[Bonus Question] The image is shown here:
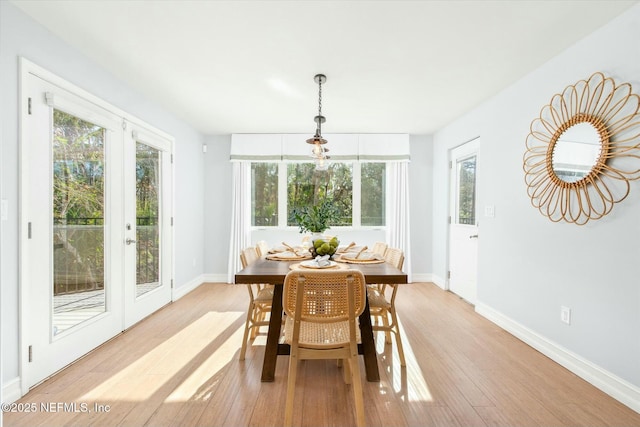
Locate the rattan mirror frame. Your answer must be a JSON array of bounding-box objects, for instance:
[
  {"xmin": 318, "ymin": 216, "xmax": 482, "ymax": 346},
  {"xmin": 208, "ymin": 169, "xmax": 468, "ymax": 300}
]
[{"xmin": 523, "ymin": 72, "xmax": 640, "ymax": 225}]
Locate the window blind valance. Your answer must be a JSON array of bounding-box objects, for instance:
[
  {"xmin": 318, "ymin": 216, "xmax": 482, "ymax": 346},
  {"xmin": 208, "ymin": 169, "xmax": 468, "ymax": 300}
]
[
  {"xmin": 358, "ymin": 134, "xmax": 410, "ymax": 162},
  {"xmin": 230, "ymin": 133, "xmax": 410, "ymax": 162},
  {"xmin": 229, "ymin": 134, "xmax": 283, "ymax": 161}
]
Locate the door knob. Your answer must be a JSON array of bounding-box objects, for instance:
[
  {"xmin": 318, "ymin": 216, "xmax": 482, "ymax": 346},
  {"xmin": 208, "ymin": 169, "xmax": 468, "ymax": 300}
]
[{"xmin": 126, "ymin": 238, "xmax": 137, "ymax": 245}]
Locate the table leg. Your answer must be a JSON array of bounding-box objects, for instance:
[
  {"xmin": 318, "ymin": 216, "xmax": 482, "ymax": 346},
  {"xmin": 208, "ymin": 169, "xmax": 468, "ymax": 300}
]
[
  {"xmin": 261, "ymin": 284, "xmax": 283, "ymax": 382},
  {"xmin": 359, "ymin": 295, "xmax": 380, "ymax": 382}
]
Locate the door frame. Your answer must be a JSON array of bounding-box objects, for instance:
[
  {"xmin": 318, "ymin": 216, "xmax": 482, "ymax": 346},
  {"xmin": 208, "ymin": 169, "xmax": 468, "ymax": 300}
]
[
  {"xmin": 446, "ymin": 136, "xmax": 480, "ymax": 300},
  {"xmin": 18, "ymin": 57, "xmax": 175, "ymax": 394}
]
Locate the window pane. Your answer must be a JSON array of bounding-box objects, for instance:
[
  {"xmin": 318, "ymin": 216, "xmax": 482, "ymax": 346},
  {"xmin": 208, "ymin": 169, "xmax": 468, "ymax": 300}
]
[
  {"xmin": 457, "ymin": 155, "xmax": 476, "ymax": 225},
  {"xmin": 52, "ymin": 109, "xmax": 106, "ymax": 335},
  {"xmin": 361, "ymin": 163, "xmax": 385, "ymax": 226},
  {"xmin": 251, "ymin": 163, "xmax": 278, "ymax": 226},
  {"xmin": 287, "ymin": 163, "xmax": 353, "ymax": 226}
]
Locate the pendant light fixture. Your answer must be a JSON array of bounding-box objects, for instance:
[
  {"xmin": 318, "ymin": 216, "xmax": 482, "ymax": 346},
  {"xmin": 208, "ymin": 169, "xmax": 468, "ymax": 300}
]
[{"xmin": 306, "ymin": 74, "xmax": 330, "ymax": 171}]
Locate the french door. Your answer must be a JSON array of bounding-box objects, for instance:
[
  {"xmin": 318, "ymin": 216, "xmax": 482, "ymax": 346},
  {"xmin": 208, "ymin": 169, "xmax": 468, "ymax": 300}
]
[
  {"xmin": 448, "ymin": 138, "xmax": 479, "ymax": 304},
  {"xmin": 21, "ymin": 64, "xmax": 172, "ymax": 389},
  {"xmin": 123, "ymin": 125, "xmax": 173, "ymax": 327}
]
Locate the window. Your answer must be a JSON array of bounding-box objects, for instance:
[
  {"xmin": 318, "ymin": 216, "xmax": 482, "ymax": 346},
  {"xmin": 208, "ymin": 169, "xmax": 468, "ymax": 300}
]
[
  {"xmin": 251, "ymin": 163, "xmax": 278, "ymax": 226},
  {"xmin": 287, "ymin": 163, "xmax": 353, "ymax": 226},
  {"xmin": 361, "ymin": 163, "xmax": 385, "ymax": 226},
  {"xmin": 251, "ymin": 161, "xmax": 385, "ymax": 228}
]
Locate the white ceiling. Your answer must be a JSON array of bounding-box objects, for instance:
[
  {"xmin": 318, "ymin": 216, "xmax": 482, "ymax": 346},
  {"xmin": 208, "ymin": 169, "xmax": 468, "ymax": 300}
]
[{"xmin": 12, "ymin": 0, "xmax": 638, "ymax": 135}]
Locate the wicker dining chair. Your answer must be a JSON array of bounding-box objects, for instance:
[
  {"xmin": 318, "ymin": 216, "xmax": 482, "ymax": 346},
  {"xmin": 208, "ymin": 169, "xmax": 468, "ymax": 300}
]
[
  {"xmin": 368, "ymin": 247, "xmax": 406, "ymax": 366},
  {"xmin": 239, "ymin": 246, "xmax": 274, "ymax": 361},
  {"xmin": 255, "ymin": 240, "xmax": 270, "ymax": 258},
  {"xmin": 282, "ymin": 270, "xmax": 366, "ymax": 427},
  {"xmin": 371, "ymin": 241, "xmax": 388, "ymax": 257}
]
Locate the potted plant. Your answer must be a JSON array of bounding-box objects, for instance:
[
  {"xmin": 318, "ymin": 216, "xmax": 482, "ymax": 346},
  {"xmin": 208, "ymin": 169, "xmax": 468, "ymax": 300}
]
[{"xmin": 291, "ymin": 198, "xmax": 339, "ymax": 235}]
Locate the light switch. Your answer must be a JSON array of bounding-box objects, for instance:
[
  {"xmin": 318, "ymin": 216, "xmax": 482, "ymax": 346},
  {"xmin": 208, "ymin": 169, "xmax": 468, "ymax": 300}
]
[{"xmin": 484, "ymin": 205, "xmax": 495, "ymax": 218}]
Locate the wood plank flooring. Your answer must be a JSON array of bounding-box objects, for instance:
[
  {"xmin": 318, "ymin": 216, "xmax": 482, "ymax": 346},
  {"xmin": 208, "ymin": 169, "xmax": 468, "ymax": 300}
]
[{"xmin": 4, "ymin": 282, "xmax": 640, "ymax": 426}]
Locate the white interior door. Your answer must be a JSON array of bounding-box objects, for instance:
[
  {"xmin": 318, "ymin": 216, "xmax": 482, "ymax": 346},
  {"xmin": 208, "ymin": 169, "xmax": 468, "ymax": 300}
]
[
  {"xmin": 21, "ymin": 65, "xmax": 173, "ymax": 390},
  {"xmin": 22, "ymin": 74, "xmax": 125, "ymax": 387},
  {"xmin": 123, "ymin": 125, "xmax": 173, "ymax": 327},
  {"xmin": 448, "ymin": 138, "xmax": 479, "ymax": 304}
]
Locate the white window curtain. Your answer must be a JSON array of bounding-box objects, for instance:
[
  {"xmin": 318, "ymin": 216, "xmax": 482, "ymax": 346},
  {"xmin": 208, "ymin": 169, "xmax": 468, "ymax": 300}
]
[
  {"xmin": 227, "ymin": 162, "xmax": 251, "ymax": 283},
  {"xmin": 386, "ymin": 161, "xmax": 412, "ymax": 282}
]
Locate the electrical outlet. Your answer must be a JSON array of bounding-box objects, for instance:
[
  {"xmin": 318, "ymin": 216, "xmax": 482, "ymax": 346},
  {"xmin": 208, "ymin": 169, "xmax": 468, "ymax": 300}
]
[{"xmin": 560, "ymin": 306, "xmax": 571, "ymax": 325}]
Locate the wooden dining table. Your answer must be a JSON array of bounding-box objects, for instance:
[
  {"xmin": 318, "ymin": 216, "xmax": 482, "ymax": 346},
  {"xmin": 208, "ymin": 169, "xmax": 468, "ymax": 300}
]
[{"xmin": 234, "ymin": 257, "xmax": 408, "ymax": 382}]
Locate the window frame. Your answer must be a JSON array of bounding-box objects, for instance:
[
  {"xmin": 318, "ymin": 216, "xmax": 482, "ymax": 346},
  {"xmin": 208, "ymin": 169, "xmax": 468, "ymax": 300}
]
[{"xmin": 251, "ymin": 160, "xmax": 385, "ymax": 230}]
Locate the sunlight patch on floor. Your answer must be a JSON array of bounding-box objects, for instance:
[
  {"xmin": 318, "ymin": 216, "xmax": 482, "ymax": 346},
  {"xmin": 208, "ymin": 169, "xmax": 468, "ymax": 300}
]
[
  {"xmin": 165, "ymin": 322, "xmax": 245, "ymax": 402},
  {"xmin": 396, "ymin": 319, "xmax": 433, "ymax": 403},
  {"xmin": 80, "ymin": 311, "xmax": 244, "ymax": 401},
  {"xmin": 375, "ymin": 317, "xmax": 433, "ymax": 403}
]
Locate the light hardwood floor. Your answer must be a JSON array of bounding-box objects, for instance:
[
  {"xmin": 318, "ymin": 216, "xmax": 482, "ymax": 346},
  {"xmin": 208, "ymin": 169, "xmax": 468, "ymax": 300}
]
[{"xmin": 4, "ymin": 282, "xmax": 640, "ymax": 427}]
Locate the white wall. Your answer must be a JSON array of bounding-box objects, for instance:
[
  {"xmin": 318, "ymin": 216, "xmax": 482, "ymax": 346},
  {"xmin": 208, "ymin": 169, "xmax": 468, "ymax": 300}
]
[
  {"xmin": 203, "ymin": 135, "xmax": 233, "ymax": 279},
  {"xmin": 0, "ymin": 2, "xmax": 205, "ymax": 392},
  {"xmin": 433, "ymin": 2, "xmax": 640, "ymax": 407},
  {"xmin": 409, "ymin": 135, "xmax": 433, "ymax": 281}
]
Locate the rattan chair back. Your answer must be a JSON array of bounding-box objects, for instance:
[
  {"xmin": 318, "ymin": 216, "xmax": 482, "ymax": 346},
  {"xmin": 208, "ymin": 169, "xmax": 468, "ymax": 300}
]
[
  {"xmin": 384, "ymin": 247, "xmax": 404, "ymax": 270},
  {"xmin": 240, "ymin": 247, "xmax": 259, "ymax": 268},
  {"xmin": 283, "ymin": 270, "xmax": 366, "ymax": 324},
  {"xmin": 372, "ymin": 241, "xmax": 388, "ymax": 257}
]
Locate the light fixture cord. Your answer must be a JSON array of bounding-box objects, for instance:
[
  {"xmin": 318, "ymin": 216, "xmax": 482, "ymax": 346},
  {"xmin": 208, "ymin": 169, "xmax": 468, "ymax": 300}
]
[{"xmin": 317, "ymin": 78, "xmax": 323, "ymax": 136}]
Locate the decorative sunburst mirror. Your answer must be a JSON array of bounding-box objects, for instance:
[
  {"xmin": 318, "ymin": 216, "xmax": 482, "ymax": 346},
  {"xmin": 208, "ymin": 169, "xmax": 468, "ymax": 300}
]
[{"xmin": 523, "ymin": 72, "xmax": 640, "ymax": 224}]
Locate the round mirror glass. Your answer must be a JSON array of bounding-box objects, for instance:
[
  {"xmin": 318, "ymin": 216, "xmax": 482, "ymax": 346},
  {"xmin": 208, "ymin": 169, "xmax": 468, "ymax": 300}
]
[{"xmin": 552, "ymin": 122, "xmax": 602, "ymax": 183}]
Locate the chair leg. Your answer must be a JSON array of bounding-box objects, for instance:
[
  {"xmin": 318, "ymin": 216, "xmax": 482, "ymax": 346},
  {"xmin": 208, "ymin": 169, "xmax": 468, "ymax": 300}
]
[
  {"xmin": 240, "ymin": 305, "xmax": 253, "ymax": 361},
  {"xmin": 250, "ymin": 310, "xmax": 259, "ymax": 339},
  {"xmin": 389, "ymin": 308, "xmax": 406, "ymax": 366},
  {"xmin": 342, "ymin": 358, "xmax": 351, "ymax": 384},
  {"xmin": 348, "ymin": 355, "xmax": 366, "ymax": 427},
  {"xmin": 284, "ymin": 353, "xmax": 299, "ymax": 427},
  {"xmin": 382, "ymin": 310, "xmax": 392, "ymax": 344}
]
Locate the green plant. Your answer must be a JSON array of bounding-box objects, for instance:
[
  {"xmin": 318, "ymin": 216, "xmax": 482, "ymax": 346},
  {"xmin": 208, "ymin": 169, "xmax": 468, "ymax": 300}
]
[{"xmin": 291, "ymin": 199, "xmax": 339, "ymax": 234}]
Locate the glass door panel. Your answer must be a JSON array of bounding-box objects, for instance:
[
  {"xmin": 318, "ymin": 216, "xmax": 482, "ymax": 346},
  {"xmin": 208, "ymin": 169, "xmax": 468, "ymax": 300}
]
[
  {"xmin": 456, "ymin": 155, "xmax": 477, "ymax": 225},
  {"xmin": 52, "ymin": 109, "xmax": 107, "ymax": 335},
  {"xmin": 135, "ymin": 142, "xmax": 161, "ymax": 297}
]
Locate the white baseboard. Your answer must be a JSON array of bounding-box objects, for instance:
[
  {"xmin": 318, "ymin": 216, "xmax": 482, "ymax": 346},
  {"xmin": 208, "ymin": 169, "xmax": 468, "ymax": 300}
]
[
  {"xmin": 2, "ymin": 377, "xmax": 21, "ymax": 404},
  {"xmin": 172, "ymin": 274, "xmax": 229, "ymax": 301},
  {"xmin": 410, "ymin": 273, "xmax": 433, "ymax": 283},
  {"xmin": 407, "ymin": 274, "xmax": 447, "ymax": 289},
  {"xmin": 429, "ymin": 274, "xmax": 447, "ymax": 290},
  {"xmin": 475, "ymin": 302, "xmax": 640, "ymax": 414},
  {"xmin": 172, "ymin": 274, "xmax": 205, "ymax": 301},
  {"xmin": 201, "ymin": 273, "xmax": 229, "ymax": 284}
]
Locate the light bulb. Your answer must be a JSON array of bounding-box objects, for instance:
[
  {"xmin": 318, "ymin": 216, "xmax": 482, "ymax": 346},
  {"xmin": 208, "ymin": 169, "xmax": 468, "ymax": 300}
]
[{"xmin": 315, "ymin": 156, "xmax": 328, "ymax": 171}]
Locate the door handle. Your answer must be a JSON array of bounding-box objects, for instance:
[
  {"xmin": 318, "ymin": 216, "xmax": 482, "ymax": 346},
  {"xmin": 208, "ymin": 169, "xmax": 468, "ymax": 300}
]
[
  {"xmin": 469, "ymin": 234, "xmax": 478, "ymax": 239},
  {"xmin": 126, "ymin": 237, "xmax": 137, "ymax": 245}
]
